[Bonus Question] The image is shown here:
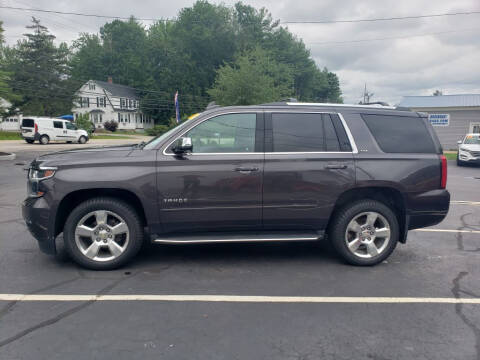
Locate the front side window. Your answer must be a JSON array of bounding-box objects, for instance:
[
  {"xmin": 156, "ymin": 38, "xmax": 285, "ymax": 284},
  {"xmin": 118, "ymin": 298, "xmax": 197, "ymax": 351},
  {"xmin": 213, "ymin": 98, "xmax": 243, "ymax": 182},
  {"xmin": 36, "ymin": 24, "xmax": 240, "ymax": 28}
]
[
  {"xmin": 66, "ymin": 122, "xmax": 76, "ymax": 130},
  {"xmin": 185, "ymin": 113, "xmax": 257, "ymax": 153}
]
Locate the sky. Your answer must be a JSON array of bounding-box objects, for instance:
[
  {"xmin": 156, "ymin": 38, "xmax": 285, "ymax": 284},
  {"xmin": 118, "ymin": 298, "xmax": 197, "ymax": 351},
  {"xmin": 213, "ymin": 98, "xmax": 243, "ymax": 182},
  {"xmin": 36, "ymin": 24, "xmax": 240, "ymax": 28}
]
[{"xmin": 1, "ymin": 0, "xmax": 479, "ymax": 105}]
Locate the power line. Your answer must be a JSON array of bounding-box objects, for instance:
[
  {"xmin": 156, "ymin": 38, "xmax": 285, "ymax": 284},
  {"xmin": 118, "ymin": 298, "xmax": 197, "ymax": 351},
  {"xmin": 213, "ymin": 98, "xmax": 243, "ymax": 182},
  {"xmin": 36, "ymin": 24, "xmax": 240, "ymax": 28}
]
[
  {"xmin": 1, "ymin": 5, "xmax": 480, "ymax": 24},
  {"xmin": 282, "ymin": 10, "xmax": 480, "ymax": 24}
]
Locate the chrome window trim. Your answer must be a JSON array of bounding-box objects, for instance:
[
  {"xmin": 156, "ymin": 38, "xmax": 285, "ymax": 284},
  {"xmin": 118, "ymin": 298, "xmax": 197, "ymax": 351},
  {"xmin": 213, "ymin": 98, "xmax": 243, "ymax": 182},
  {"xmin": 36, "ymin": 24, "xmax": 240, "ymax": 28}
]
[{"xmin": 161, "ymin": 110, "xmax": 358, "ymax": 156}]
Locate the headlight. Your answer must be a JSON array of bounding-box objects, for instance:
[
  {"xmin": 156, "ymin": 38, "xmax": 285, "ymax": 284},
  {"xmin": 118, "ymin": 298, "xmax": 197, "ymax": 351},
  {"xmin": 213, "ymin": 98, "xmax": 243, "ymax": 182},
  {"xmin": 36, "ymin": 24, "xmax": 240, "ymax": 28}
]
[
  {"xmin": 29, "ymin": 167, "xmax": 57, "ymax": 181},
  {"xmin": 459, "ymin": 147, "xmax": 470, "ymax": 153}
]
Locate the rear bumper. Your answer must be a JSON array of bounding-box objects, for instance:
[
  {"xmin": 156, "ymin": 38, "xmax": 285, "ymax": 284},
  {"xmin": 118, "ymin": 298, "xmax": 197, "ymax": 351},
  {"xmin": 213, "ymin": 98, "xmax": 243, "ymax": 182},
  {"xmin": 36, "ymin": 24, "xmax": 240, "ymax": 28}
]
[
  {"xmin": 21, "ymin": 132, "xmax": 40, "ymax": 141},
  {"xmin": 22, "ymin": 197, "xmax": 56, "ymax": 254},
  {"xmin": 406, "ymin": 189, "xmax": 450, "ymax": 230}
]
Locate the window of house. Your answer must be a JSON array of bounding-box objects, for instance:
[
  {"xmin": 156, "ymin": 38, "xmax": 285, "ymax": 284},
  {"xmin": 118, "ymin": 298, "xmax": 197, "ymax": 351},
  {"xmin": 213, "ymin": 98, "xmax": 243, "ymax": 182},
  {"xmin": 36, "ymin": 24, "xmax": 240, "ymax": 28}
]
[
  {"xmin": 185, "ymin": 113, "xmax": 257, "ymax": 153},
  {"xmin": 121, "ymin": 99, "xmax": 125, "ymax": 108},
  {"xmin": 118, "ymin": 113, "xmax": 121, "ymax": 122},
  {"xmin": 100, "ymin": 114, "xmax": 103, "ymax": 122},
  {"xmin": 88, "ymin": 83, "xmax": 96, "ymax": 90}
]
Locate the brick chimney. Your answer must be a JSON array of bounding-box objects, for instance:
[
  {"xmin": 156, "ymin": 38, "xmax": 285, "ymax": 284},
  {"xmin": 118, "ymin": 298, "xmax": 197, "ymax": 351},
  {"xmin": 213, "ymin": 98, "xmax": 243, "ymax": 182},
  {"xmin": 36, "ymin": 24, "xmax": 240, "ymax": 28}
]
[{"xmin": 107, "ymin": 76, "xmax": 113, "ymax": 84}]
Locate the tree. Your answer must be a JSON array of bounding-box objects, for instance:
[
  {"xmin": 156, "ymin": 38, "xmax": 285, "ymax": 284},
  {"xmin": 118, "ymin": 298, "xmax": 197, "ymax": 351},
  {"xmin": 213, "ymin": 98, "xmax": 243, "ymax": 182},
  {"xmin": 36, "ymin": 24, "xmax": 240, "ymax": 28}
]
[
  {"xmin": 75, "ymin": 113, "xmax": 94, "ymax": 134},
  {"xmin": 0, "ymin": 21, "xmax": 21, "ymax": 115},
  {"xmin": 7, "ymin": 18, "xmax": 73, "ymax": 116},
  {"xmin": 208, "ymin": 47, "xmax": 294, "ymax": 105}
]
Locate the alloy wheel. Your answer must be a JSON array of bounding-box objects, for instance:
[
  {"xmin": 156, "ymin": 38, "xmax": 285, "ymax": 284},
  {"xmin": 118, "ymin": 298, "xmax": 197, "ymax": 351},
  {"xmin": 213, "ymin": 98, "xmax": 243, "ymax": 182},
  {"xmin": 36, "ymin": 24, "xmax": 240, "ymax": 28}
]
[
  {"xmin": 74, "ymin": 210, "xmax": 130, "ymax": 262},
  {"xmin": 344, "ymin": 211, "xmax": 391, "ymax": 258}
]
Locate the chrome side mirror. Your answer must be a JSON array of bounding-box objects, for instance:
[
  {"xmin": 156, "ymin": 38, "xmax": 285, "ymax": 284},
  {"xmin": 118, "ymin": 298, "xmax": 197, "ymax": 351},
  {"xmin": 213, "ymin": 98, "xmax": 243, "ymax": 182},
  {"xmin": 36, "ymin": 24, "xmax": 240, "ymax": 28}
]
[{"xmin": 173, "ymin": 137, "xmax": 192, "ymax": 154}]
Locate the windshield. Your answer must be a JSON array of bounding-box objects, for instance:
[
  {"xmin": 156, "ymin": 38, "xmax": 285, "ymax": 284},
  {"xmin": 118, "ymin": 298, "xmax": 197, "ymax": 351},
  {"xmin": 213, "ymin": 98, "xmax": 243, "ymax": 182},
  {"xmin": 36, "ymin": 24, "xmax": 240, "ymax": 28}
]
[
  {"xmin": 143, "ymin": 118, "xmax": 196, "ymax": 150},
  {"xmin": 464, "ymin": 135, "xmax": 480, "ymax": 145}
]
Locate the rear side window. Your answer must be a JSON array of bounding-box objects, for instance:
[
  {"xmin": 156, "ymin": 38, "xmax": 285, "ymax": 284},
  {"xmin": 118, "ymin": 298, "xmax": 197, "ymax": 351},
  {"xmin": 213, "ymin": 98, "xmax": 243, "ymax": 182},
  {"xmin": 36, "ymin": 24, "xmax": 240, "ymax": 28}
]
[
  {"xmin": 22, "ymin": 119, "xmax": 34, "ymax": 128},
  {"xmin": 362, "ymin": 114, "xmax": 436, "ymax": 153},
  {"xmin": 269, "ymin": 113, "xmax": 349, "ymax": 152},
  {"xmin": 53, "ymin": 121, "xmax": 63, "ymax": 129}
]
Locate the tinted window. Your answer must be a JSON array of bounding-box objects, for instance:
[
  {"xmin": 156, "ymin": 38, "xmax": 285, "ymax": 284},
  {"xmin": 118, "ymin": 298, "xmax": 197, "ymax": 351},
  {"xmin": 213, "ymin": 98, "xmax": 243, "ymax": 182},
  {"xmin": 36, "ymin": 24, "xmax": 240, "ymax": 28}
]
[
  {"xmin": 272, "ymin": 113, "xmax": 329, "ymax": 152},
  {"xmin": 324, "ymin": 115, "xmax": 341, "ymax": 151},
  {"xmin": 22, "ymin": 119, "xmax": 34, "ymax": 128},
  {"xmin": 66, "ymin": 122, "xmax": 76, "ymax": 130},
  {"xmin": 53, "ymin": 121, "xmax": 63, "ymax": 129},
  {"xmin": 186, "ymin": 113, "xmax": 256, "ymax": 153},
  {"xmin": 362, "ymin": 114, "xmax": 437, "ymax": 153},
  {"xmin": 330, "ymin": 114, "xmax": 352, "ymax": 151}
]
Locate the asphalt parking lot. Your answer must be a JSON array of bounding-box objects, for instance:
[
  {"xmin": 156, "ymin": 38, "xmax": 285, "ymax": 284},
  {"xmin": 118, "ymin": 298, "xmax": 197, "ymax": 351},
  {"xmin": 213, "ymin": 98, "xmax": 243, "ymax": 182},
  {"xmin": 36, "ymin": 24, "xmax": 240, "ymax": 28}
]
[{"xmin": 1, "ymin": 150, "xmax": 479, "ymax": 360}]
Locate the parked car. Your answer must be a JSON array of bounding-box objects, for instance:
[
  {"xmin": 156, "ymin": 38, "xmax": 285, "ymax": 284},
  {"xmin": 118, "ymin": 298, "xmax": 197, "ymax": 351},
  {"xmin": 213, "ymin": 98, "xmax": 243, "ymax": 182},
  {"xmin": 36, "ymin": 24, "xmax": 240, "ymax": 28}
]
[
  {"xmin": 22, "ymin": 102, "xmax": 450, "ymax": 270},
  {"xmin": 21, "ymin": 117, "xmax": 89, "ymax": 145},
  {"xmin": 457, "ymin": 133, "xmax": 480, "ymax": 166}
]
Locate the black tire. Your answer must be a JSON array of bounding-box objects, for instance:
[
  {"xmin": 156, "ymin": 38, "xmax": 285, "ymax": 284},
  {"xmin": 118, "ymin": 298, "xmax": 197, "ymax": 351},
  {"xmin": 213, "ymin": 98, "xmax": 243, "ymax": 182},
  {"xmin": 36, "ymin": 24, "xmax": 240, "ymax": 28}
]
[
  {"xmin": 78, "ymin": 136, "xmax": 87, "ymax": 144},
  {"xmin": 66, "ymin": 141, "xmax": 72, "ymax": 144},
  {"xmin": 328, "ymin": 199, "xmax": 399, "ymax": 266},
  {"xmin": 39, "ymin": 135, "xmax": 49, "ymax": 145},
  {"xmin": 63, "ymin": 197, "xmax": 144, "ymax": 270},
  {"xmin": 457, "ymin": 155, "xmax": 464, "ymax": 166},
  {"xmin": 25, "ymin": 139, "xmax": 34, "ymax": 144}
]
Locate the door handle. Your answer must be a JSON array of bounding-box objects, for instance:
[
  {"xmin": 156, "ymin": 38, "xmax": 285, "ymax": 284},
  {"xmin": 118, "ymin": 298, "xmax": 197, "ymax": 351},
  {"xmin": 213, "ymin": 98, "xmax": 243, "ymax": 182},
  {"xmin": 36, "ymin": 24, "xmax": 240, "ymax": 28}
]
[
  {"xmin": 326, "ymin": 164, "xmax": 347, "ymax": 170},
  {"xmin": 234, "ymin": 167, "xmax": 259, "ymax": 173}
]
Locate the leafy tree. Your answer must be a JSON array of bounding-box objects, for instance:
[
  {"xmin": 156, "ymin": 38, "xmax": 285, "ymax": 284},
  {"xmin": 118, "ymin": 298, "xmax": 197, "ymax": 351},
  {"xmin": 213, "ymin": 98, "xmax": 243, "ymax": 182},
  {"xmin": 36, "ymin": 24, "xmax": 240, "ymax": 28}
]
[
  {"xmin": 208, "ymin": 47, "xmax": 294, "ymax": 105},
  {"xmin": 0, "ymin": 21, "xmax": 21, "ymax": 115},
  {"xmin": 6, "ymin": 17, "xmax": 73, "ymax": 116},
  {"xmin": 75, "ymin": 113, "xmax": 94, "ymax": 134}
]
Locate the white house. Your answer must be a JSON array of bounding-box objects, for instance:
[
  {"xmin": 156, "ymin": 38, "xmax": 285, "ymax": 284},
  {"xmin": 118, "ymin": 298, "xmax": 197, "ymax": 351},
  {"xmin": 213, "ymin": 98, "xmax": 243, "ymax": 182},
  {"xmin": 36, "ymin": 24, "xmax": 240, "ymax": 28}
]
[
  {"xmin": 0, "ymin": 98, "xmax": 22, "ymax": 131},
  {"xmin": 72, "ymin": 78, "xmax": 154, "ymax": 130}
]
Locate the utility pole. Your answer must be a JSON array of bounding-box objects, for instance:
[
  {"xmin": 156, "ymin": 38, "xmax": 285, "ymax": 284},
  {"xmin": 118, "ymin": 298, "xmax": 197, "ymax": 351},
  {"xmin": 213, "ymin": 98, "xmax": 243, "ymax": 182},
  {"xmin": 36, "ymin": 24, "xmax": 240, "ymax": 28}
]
[{"xmin": 361, "ymin": 83, "xmax": 374, "ymax": 104}]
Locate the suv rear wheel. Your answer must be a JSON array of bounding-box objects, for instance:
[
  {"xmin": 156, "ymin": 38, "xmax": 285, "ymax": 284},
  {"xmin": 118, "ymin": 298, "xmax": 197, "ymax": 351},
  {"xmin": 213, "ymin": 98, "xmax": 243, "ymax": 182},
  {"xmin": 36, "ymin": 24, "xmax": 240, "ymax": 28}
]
[
  {"xmin": 329, "ymin": 200, "xmax": 399, "ymax": 266},
  {"xmin": 63, "ymin": 197, "xmax": 144, "ymax": 270}
]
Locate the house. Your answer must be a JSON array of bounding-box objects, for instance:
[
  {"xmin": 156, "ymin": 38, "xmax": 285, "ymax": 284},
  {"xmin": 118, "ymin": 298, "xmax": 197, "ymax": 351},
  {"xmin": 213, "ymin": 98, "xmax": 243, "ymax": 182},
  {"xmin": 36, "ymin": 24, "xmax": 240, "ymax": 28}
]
[
  {"xmin": 0, "ymin": 98, "xmax": 22, "ymax": 131},
  {"xmin": 399, "ymin": 94, "xmax": 480, "ymax": 150},
  {"xmin": 72, "ymin": 78, "xmax": 154, "ymax": 130}
]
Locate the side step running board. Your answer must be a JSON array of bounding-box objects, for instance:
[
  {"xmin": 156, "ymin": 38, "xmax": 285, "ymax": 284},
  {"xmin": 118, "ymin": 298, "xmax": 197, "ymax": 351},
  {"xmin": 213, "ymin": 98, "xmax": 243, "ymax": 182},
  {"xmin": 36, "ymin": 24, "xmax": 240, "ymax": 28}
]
[{"xmin": 153, "ymin": 231, "xmax": 323, "ymax": 244}]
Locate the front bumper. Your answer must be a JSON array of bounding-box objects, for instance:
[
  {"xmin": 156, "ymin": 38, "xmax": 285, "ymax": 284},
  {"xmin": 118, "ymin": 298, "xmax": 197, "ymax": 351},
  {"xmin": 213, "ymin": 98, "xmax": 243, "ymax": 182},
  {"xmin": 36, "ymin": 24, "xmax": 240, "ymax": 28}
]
[
  {"xmin": 458, "ymin": 151, "xmax": 480, "ymax": 163},
  {"xmin": 22, "ymin": 197, "xmax": 56, "ymax": 254}
]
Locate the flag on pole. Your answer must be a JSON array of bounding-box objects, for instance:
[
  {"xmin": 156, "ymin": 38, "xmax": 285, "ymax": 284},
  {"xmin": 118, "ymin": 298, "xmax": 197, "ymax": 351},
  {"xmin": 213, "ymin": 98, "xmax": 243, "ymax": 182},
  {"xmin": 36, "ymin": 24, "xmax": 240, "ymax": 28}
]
[{"xmin": 174, "ymin": 91, "xmax": 180, "ymax": 124}]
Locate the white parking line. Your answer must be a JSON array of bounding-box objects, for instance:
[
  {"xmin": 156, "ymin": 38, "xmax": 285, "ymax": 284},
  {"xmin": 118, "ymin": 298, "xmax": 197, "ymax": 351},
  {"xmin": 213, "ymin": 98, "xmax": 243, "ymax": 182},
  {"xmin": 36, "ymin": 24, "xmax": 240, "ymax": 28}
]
[
  {"xmin": 451, "ymin": 200, "xmax": 480, "ymax": 206},
  {"xmin": 414, "ymin": 229, "xmax": 480, "ymax": 234},
  {"xmin": 0, "ymin": 294, "xmax": 479, "ymax": 304}
]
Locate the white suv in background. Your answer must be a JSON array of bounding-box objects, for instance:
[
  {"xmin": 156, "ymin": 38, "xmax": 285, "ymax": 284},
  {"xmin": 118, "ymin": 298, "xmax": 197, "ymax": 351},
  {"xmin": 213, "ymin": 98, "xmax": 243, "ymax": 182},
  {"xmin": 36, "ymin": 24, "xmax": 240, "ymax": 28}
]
[
  {"xmin": 457, "ymin": 133, "xmax": 480, "ymax": 166},
  {"xmin": 21, "ymin": 117, "xmax": 89, "ymax": 145}
]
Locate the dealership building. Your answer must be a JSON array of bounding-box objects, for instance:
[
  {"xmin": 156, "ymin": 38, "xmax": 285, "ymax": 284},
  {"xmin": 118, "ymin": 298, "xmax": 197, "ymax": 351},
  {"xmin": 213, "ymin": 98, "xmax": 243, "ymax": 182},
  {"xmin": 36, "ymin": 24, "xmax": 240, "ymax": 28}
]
[{"xmin": 398, "ymin": 94, "xmax": 480, "ymax": 150}]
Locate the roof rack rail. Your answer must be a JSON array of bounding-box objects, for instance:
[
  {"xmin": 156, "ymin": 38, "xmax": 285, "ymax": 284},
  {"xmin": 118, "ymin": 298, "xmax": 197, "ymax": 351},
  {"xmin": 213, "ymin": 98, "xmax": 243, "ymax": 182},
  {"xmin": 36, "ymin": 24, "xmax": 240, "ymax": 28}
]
[{"xmin": 284, "ymin": 102, "xmax": 397, "ymax": 109}]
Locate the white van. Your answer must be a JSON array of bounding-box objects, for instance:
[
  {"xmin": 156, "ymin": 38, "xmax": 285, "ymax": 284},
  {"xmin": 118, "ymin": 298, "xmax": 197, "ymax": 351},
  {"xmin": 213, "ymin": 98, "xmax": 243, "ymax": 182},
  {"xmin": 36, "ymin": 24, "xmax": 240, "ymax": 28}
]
[{"xmin": 21, "ymin": 117, "xmax": 89, "ymax": 145}]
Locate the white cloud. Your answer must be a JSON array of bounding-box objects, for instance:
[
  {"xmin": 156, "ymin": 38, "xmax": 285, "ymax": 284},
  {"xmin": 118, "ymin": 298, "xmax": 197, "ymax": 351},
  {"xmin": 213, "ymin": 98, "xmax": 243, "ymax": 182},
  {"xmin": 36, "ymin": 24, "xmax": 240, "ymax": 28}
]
[{"xmin": 1, "ymin": 0, "xmax": 479, "ymax": 104}]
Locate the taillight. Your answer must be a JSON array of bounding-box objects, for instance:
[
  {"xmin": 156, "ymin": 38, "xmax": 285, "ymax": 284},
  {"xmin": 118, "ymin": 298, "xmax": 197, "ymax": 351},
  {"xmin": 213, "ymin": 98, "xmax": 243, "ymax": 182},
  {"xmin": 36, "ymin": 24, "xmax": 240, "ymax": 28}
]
[
  {"xmin": 34, "ymin": 123, "xmax": 38, "ymax": 133},
  {"xmin": 440, "ymin": 155, "xmax": 447, "ymax": 189}
]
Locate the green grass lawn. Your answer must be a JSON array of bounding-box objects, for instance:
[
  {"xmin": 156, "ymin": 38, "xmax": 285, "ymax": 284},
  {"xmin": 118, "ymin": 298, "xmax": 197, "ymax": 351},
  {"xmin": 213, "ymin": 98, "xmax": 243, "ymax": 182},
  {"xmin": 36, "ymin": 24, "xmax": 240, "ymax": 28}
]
[
  {"xmin": 444, "ymin": 152, "xmax": 457, "ymax": 160},
  {"xmin": 0, "ymin": 131, "xmax": 22, "ymax": 140}
]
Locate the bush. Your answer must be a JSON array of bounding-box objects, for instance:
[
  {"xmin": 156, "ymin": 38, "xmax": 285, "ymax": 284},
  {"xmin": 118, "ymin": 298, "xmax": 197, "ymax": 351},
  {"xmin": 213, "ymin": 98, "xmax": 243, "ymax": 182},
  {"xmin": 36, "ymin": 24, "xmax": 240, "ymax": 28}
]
[
  {"xmin": 146, "ymin": 124, "xmax": 170, "ymax": 136},
  {"xmin": 104, "ymin": 120, "xmax": 118, "ymax": 132},
  {"xmin": 75, "ymin": 113, "xmax": 94, "ymax": 135}
]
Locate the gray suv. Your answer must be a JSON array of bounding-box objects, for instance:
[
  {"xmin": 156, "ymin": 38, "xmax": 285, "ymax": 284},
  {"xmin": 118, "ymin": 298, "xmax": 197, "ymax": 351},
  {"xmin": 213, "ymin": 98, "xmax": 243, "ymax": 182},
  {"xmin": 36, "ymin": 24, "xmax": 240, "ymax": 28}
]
[{"xmin": 22, "ymin": 102, "xmax": 450, "ymax": 270}]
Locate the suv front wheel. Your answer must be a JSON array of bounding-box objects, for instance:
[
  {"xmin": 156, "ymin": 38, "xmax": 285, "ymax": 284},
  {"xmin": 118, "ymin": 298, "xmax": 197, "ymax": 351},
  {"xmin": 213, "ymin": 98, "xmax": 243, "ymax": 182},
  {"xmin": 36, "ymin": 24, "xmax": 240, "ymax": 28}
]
[
  {"xmin": 63, "ymin": 197, "xmax": 144, "ymax": 270},
  {"xmin": 329, "ymin": 200, "xmax": 399, "ymax": 266}
]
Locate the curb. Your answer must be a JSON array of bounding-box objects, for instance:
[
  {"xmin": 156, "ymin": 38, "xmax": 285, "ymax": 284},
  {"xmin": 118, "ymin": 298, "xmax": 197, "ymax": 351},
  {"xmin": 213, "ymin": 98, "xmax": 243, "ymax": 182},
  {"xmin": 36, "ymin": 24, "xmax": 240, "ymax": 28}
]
[{"xmin": 0, "ymin": 152, "xmax": 16, "ymax": 161}]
